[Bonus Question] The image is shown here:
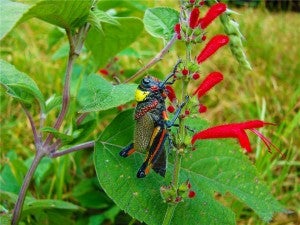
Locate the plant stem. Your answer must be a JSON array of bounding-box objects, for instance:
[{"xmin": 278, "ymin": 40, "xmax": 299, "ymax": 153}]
[
  {"xmin": 11, "ymin": 150, "xmax": 45, "ymax": 225},
  {"xmin": 162, "ymin": 204, "xmax": 177, "ymax": 225},
  {"xmin": 124, "ymin": 34, "xmax": 177, "ymax": 83},
  {"xmin": 44, "ymin": 24, "xmax": 90, "ymax": 147},
  {"xmin": 50, "ymin": 141, "xmax": 95, "ymax": 158},
  {"xmin": 22, "ymin": 105, "xmax": 41, "ymax": 149}
]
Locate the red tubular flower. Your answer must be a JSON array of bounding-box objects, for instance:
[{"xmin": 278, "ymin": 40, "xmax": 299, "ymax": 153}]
[
  {"xmin": 199, "ymin": 3, "xmax": 227, "ymax": 29},
  {"xmin": 166, "ymin": 85, "xmax": 177, "ymax": 103},
  {"xmin": 191, "ymin": 120, "xmax": 279, "ymax": 153},
  {"xmin": 197, "ymin": 35, "xmax": 229, "ymax": 64},
  {"xmin": 189, "ymin": 8, "xmax": 200, "ymax": 29},
  {"xmin": 193, "ymin": 71, "xmax": 223, "ymax": 99}
]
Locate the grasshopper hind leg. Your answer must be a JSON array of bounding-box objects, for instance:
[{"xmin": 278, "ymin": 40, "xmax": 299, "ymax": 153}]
[{"xmin": 119, "ymin": 143, "xmax": 135, "ymax": 157}]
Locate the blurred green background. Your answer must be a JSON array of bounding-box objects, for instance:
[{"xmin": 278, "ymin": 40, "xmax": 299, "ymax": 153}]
[{"xmin": 1, "ymin": 1, "xmax": 299, "ymax": 224}]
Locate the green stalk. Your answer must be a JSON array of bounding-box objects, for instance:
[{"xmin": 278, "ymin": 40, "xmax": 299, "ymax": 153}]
[
  {"xmin": 162, "ymin": 41, "xmax": 191, "ymax": 225},
  {"xmin": 162, "ymin": 204, "xmax": 177, "ymax": 225}
]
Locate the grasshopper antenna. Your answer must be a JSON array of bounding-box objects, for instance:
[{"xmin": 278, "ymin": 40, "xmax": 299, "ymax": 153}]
[{"xmin": 160, "ymin": 59, "xmax": 182, "ymax": 88}]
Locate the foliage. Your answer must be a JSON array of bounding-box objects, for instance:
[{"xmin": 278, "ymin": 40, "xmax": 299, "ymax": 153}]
[{"xmin": 1, "ymin": 0, "xmax": 298, "ymax": 225}]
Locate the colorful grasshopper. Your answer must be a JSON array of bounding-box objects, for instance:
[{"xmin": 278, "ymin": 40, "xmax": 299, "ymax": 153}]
[{"xmin": 119, "ymin": 61, "xmax": 187, "ymax": 178}]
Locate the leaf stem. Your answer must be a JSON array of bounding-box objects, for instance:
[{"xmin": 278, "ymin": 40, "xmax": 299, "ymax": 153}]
[
  {"xmin": 124, "ymin": 34, "xmax": 177, "ymax": 83},
  {"xmin": 50, "ymin": 141, "xmax": 95, "ymax": 158},
  {"xmin": 44, "ymin": 24, "xmax": 90, "ymax": 147},
  {"xmin": 11, "ymin": 150, "xmax": 45, "ymax": 225},
  {"xmin": 22, "ymin": 105, "xmax": 41, "ymax": 149}
]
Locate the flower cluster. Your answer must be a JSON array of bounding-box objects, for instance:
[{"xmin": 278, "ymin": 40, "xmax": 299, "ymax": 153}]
[
  {"xmin": 160, "ymin": 180, "xmax": 196, "ymax": 204},
  {"xmin": 169, "ymin": 1, "xmax": 281, "ymax": 157}
]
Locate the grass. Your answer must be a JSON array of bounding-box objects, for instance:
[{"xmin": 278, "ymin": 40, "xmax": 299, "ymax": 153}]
[{"xmin": 1, "ymin": 4, "xmax": 299, "ymax": 225}]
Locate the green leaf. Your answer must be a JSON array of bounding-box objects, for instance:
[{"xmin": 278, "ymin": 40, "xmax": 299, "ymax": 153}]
[
  {"xmin": 0, "ymin": 59, "xmax": 46, "ymax": 112},
  {"xmin": 41, "ymin": 126, "xmax": 74, "ymax": 144},
  {"xmin": 23, "ymin": 199, "xmax": 82, "ymax": 213},
  {"xmin": 0, "ymin": 190, "xmax": 82, "ymax": 213},
  {"xmin": 94, "ymin": 110, "xmax": 285, "ymax": 225},
  {"xmin": 21, "ymin": 0, "xmax": 92, "ymax": 30},
  {"xmin": 0, "ymin": 0, "xmax": 29, "ymax": 40},
  {"xmin": 72, "ymin": 178, "xmax": 113, "ymax": 209},
  {"xmin": 85, "ymin": 17, "xmax": 143, "ymax": 68},
  {"xmin": 1, "ymin": 0, "xmax": 92, "ymax": 40},
  {"xmin": 143, "ymin": 7, "xmax": 179, "ymax": 41},
  {"xmin": 78, "ymin": 74, "xmax": 137, "ymax": 112},
  {"xmin": 45, "ymin": 94, "xmax": 62, "ymax": 113}
]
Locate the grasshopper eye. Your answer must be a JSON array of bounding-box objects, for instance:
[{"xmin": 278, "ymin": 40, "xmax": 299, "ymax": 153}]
[{"xmin": 142, "ymin": 77, "xmax": 151, "ymax": 88}]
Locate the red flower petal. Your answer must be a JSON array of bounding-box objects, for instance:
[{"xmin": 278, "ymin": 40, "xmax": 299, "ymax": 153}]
[
  {"xmin": 189, "ymin": 8, "xmax": 200, "ymax": 29},
  {"xmin": 191, "ymin": 120, "xmax": 279, "ymax": 153},
  {"xmin": 193, "ymin": 72, "xmax": 223, "ymax": 98},
  {"xmin": 199, "ymin": 3, "xmax": 227, "ymax": 29},
  {"xmin": 197, "ymin": 35, "xmax": 229, "ymax": 64},
  {"xmin": 236, "ymin": 130, "xmax": 252, "ymax": 152}
]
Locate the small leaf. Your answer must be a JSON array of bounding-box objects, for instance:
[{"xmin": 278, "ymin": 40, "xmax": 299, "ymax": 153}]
[
  {"xmin": 41, "ymin": 127, "xmax": 74, "ymax": 144},
  {"xmin": 0, "ymin": 60, "xmax": 46, "ymax": 112},
  {"xmin": 143, "ymin": 7, "xmax": 179, "ymax": 41},
  {"xmin": 45, "ymin": 94, "xmax": 62, "ymax": 113},
  {"xmin": 23, "ymin": 199, "xmax": 82, "ymax": 213},
  {"xmin": 94, "ymin": 9, "xmax": 120, "ymax": 26},
  {"xmin": 0, "ymin": 0, "xmax": 29, "ymax": 40},
  {"xmin": 85, "ymin": 17, "xmax": 143, "ymax": 68},
  {"xmin": 78, "ymin": 74, "xmax": 137, "ymax": 112}
]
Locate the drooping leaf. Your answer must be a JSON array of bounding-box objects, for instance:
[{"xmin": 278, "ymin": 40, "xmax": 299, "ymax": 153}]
[
  {"xmin": 78, "ymin": 74, "xmax": 137, "ymax": 112},
  {"xmin": 0, "ymin": 60, "xmax": 46, "ymax": 112},
  {"xmin": 97, "ymin": 0, "xmax": 147, "ymax": 13},
  {"xmin": 20, "ymin": 0, "xmax": 92, "ymax": 30},
  {"xmin": 85, "ymin": 17, "xmax": 143, "ymax": 69},
  {"xmin": 94, "ymin": 110, "xmax": 285, "ymax": 225},
  {"xmin": 0, "ymin": 0, "xmax": 92, "ymax": 40},
  {"xmin": 0, "ymin": 0, "xmax": 29, "ymax": 40},
  {"xmin": 143, "ymin": 7, "xmax": 179, "ymax": 41},
  {"xmin": 0, "ymin": 190, "xmax": 82, "ymax": 217}
]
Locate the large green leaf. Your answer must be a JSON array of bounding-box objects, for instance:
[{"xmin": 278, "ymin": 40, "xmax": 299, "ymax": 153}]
[
  {"xmin": 0, "ymin": 0, "xmax": 92, "ymax": 40},
  {"xmin": 94, "ymin": 110, "xmax": 284, "ymax": 225},
  {"xmin": 21, "ymin": 0, "xmax": 92, "ymax": 30},
  {"xmin": 78, "ymin": 74, "xmax": 137, "ymax": 112},
  {"xmin": 143, "ymin": 7, "xmax": 179, "ymax": 41},
  {"xmin": 0, "ymin": 0, "xmax": 29, "ymax": 40},
  {"xmin": 0, "ymin": 60, "xmax": 46, "ymax": 112},
  {"xmin": 85, "ymin": 17, "xmax": 143, "ymax": 68}
]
